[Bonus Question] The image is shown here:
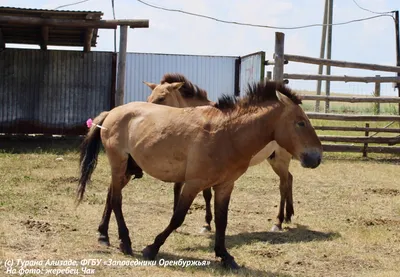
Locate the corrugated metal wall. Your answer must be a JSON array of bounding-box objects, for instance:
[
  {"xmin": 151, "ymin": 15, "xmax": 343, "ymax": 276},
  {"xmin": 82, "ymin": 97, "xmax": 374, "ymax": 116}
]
[
  {"xmin": 0, "ymin": 49, "xmax": 115, "ymax": 135},
  {"xmin": 124, "ymin": 53, "xmax": 237, "ymax": 103}
]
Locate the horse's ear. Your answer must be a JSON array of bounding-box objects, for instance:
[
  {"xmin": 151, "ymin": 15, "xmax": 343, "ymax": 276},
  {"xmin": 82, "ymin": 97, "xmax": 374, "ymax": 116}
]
[
  {"xmin": 170, "ymin": 82, "xmax": 184, "ymax": 90},
  {"xmin": 143, "ymin": 81, "xmax": 158, "ymax": 90},
  {"xmin": 276, "ymin": 91, "xmax": 291, "ymax": 106}
]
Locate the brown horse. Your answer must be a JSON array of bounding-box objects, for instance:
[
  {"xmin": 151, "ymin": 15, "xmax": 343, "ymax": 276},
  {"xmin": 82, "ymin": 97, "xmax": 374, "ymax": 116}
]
[
  {"xmin": 145, "ymin": 73, "xmax": 295, "ymax": 232},
  {"xmin": 77, "ymin": 79, "xmax": 322, "ymax": 269}
]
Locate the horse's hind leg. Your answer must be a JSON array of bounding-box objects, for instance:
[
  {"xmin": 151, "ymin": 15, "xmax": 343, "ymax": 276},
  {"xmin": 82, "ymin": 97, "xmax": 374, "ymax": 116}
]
[
  {"xmin": 97, "ymin": 154, "xmax": 142, "ymax": 246},
  {"xmin": 267, "ymin": 147, "xmax": 293, "ymax": 232},
  {"xmin": 142, "ymin": 182, "xmax": 200, "ymax": 260},
  {"xmin": 201, "ymin": 188, "xmax": 213, "ymax": 233}
]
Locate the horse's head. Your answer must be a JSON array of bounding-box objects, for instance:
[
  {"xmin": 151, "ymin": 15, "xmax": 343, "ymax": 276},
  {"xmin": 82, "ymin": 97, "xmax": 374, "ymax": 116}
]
[
  {"xmin": 144, "ymin": 81, "xmax": 185, "ymax": 107},
  {"xmin": 273, "ymin": 92, "xmax": 322, "ymax": 169}
]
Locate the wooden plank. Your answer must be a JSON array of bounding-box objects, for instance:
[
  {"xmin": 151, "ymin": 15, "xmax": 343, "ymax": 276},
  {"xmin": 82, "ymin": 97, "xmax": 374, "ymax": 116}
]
[
  {"xmin": 306, "ymin": 112, "xmax": 400, "ymax": 122},
  {"xmin": 0, "ymin": 15, "xmax": 149, "ymax": 29},
  {"xmin": 284, "ymin": 73, "xmax": 400, "ymax": 83},
  {"xmin": 322, "ymin": 144, "xmax": 400, "ymax": 154},
  {"xmin": 319, "ymin": 135, "xmax": 400, "ymax": 144},
  {"xmin": 314, "ymin": 126, "xmax": 400, "ymax": 133},
  {"xmin": 284, "ymin": 54, "xmax": 400, "ymax": 73},
  {"xmin": 115, "ymin": 25, "xmax": 128, "ymax": 106},
  {"xmin": 273, "ymin": 32, "xmax": 285, "ymax": 81},
  {"xmin": 0, "ymin": 27, "xmax": 5, "ymax": 50},
  {"xmin": 40, "ymin": 26, "xmax": 48, "ymax": 50},
  {"xmin": 84, "ymin": 28, "xmax": 93, "ymax": 52},
  {"xmin": 301, "ymin": 95, "xmax": 400, "ymax": 103},
  {"xmin": 325, "ymin": 0, "xmax": 333, "ymax": 113}
]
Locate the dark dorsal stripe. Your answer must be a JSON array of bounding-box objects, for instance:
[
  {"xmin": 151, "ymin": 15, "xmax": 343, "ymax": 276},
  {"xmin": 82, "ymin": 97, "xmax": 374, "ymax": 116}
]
[{"xmin": 160, "ymin": 73, "xmax": 209, "ymax": 101}]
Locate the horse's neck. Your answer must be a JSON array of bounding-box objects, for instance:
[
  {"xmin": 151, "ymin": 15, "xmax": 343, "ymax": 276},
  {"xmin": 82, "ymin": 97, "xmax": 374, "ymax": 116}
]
[{"xmin": 228, "ymin": 103, "xmax": 283, "ymax": 160}]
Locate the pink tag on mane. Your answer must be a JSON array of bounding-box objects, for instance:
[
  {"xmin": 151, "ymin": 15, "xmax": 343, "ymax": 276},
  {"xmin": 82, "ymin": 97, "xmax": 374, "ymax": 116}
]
[{"xmin": 86, "ymin": 118, "xmax": 93, "ymax": 128}]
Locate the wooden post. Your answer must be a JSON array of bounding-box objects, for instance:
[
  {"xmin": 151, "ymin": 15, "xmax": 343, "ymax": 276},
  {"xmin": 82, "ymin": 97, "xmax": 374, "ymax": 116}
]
[
  {"xmin": 84, "ymin": 28, "xmax": 94, "ymax": 52},
  {"xmin": 325, "ymin": 0, "xmax": 333, "ymax": 113},
  {"xmin": 363, "ymin": 123, "xmax": 370, "ymax": 157},
  {"xmin": 374, "ymin": 75, "xmax": 381, "ymax": 115},
  {"xmin": 116, "ymin": 25, "xmax": 128, "ymax": 106},
  {"xmin": 266, "ymin": 71, "xmax": 272, "ymax": 80},
  {"xmin": 394, "ymin": 11, "xmax": 400, "ymax": 116},
  {"xmin": 40, "ymin": 26, "xmax": 49, "ymax": 50},
  {"xmin": 273, "ymin": 32, "xmax": 285, "ymax": 82},
  {"xmin": 316, "ymin": 0, "xmax": 329, "ymax": 112},
  {"xmin": 0, "ymin": 28, "xmax": 5, "ymax": 50}
]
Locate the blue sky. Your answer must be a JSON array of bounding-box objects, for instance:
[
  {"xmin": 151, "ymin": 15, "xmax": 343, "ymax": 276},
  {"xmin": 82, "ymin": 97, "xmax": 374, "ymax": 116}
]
[{"xmin": 1, "ymin": 0, "xmax": 399, "ymax": 95}]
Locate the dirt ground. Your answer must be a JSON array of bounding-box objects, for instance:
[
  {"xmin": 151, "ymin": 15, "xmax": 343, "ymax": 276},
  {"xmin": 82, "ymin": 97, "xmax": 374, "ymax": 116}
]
[{"xmin": 0, "ymin": 141, "xmax": 399, "ymax": 277}]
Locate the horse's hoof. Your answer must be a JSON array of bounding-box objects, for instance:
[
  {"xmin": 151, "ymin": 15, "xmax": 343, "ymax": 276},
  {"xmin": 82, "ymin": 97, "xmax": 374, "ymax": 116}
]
[
  {"xmin": 271, "ymin": 224, "xmax": 282, "ymax": 232},
  {"xmin": 284, "ymin": 217, "xmax": 292, "ymax": 223},
  {"xmin": 98, "ymin": 235, "xmax": 110, "ymax": 246},
  {"xmin": 119, "ymin": 242, "xmax": 133, "ymax": 256},
  {"xmin": 221, "ymin": 258, "xmax": 240, "ymax": 270},
  {"xmin": 142, "ymin": 245, "xmax": 157, "ymax": 260},
  {"xmin": 200, "ymin": 225, "xmax": 212, "ymax": 234}
]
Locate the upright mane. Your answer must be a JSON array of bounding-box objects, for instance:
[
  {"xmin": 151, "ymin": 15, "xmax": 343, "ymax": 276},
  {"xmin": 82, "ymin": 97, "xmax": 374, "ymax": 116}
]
[
  {"xmin": 160, "ymin": 73, "xmax": 209, "ymax": 101},
  {"xmin": 214, "ymin": 80, "xmax": 302, "ymax": 110}
]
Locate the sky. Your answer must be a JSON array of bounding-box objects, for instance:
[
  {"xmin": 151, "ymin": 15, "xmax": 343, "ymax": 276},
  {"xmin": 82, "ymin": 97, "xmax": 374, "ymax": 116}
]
[{"xmin": 1, "ymin": 0, "xmax": 399, "ymax": 95}]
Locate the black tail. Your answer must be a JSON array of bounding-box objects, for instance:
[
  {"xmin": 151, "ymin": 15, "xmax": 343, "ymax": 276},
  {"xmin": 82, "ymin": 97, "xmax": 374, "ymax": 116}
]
[{"xmin": 77, "ymin": 111, "xmax": 109, "ymax": 203}]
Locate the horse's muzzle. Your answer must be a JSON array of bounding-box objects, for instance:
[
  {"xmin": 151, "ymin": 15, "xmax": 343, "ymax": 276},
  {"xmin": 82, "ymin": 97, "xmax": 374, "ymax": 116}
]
[{"xmin": 300, "ymin": 150, "xmax": 322, "ymax": 169}]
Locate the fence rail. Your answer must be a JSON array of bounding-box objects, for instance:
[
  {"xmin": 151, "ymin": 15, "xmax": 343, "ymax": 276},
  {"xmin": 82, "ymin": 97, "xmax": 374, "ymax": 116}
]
[
  {"xmin": 314, "ymin": 126, "xmax": 400, "ymax": 133},
  {"xmin": 301, "ymin": 95, "xmax": 400, "ymax": 103},
  {"xmin": 319, "ymin": 135, "xmax": 400, "ymax": 144},
  {"xmin": 306, "ymin": 113, "xmax": 400, "ymax": 122},
  {"xmin": 323, "ymin": 144, "xmax": 400, "ymax": 154},
  {"xmin": 284, "ymin": 73, "xmax": 400, "ymax": 83},
  {"xmin": 284, "ymin": 54, "xmax": 400, "ymax": 73}
]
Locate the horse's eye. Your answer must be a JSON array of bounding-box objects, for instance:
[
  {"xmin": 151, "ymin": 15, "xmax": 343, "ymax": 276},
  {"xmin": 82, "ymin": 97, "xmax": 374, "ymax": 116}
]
[
  {"xmin": 297, "ymin": 121, "xmax": 306, "ymax": 127},
  {"xmin": 157, "ymin": 97, "xmax": 165, "ymax": 103}
]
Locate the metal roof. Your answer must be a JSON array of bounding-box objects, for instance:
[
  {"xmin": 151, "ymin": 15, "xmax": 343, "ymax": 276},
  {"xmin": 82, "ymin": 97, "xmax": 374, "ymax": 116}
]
[{"xmin": 0, "ymin": 6, "xmax": 103, "ymax": 48}]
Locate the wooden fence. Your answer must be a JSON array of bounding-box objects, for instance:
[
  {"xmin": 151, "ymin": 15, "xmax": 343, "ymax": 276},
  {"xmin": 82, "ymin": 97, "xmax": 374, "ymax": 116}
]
[{"xmin": 271, "ymin": 32, "xmax": 400, "ymax": 156}]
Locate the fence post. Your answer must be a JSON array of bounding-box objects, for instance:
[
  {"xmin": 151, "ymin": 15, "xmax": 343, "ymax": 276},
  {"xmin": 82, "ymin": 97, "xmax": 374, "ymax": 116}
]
[
  {"xmin": 363, "ymin": 123, "xmax": 370, "ymax": 157},
  {"xmin": 115, "ymin": 25, "xmax": 128, "ymax": 106},
  {"xmin": 273, "ymin": 32, "xmax": 285, "ymax": 82},
  {"xmin": 316, "ymin": 0, "xmax": 329, "ymax": 112},
  {"xmin": 374, "ymin": 75, "xmax": 381, "ymax": 115}
]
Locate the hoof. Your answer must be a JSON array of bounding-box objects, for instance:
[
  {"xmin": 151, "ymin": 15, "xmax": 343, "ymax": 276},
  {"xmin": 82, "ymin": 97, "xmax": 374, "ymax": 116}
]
[
  {"xmin": 142, "ymin": 245, "xmax": 157, "ymax": 260},
  {"xmin": 200, "ymin": 225, "xmax": 212, "ymax": 234},
  {"xmin": 271, "ymin": 224, "xmax": 282, "ymax": 232},
  {"xmin": 221, "ymin": 258, "xmax": 240, "ymax": 270},
  {"xmin": 119, "ymin": 241, "xmax": 133, "ymax": 256},
  {"xmin": 98, "ymin": 235, "xmax": 110, "ymax": 246}
]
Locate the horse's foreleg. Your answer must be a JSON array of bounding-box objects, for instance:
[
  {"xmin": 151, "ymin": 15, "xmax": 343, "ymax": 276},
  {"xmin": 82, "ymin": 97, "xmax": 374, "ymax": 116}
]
[
  {"xmin": 142, "ymin": 184, "xmax": 199, "ymax": 260},
  {"xmin": 213, "ymin": 182, "xmax": 239, "ymax": 269},
  {"xmin": 267, "ymin": 149, "xmax": 292, "ymax": 232},
  {"xmin": 201, "ymin": 188, "xmax": 213, "ymax": 233},
  {"xmin": 285, "ymin": 172, "xmax": 294, "ymax": 223}
]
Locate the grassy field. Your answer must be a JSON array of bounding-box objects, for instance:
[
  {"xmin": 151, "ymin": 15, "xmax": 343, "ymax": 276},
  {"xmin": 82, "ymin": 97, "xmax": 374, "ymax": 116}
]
[{"xmin": 1, "ymin": 138, "xmax": 399, "ymax": 277}]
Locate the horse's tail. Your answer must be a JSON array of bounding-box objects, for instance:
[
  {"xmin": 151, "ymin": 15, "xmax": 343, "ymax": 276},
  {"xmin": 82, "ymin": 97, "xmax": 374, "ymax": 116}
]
[{"xmin": 77, "ymin": 111, "xmax": 109, "ymax": 203}]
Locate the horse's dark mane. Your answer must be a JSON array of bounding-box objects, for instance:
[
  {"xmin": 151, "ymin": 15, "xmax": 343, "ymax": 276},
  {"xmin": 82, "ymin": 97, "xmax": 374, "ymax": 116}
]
[
  {"xmin": 214, "ymin": 81, "xmax": 302, "ymax": 110},
  {"xmin": 160, "ymin": 73, "xmax": 209, "ymax": 101}
]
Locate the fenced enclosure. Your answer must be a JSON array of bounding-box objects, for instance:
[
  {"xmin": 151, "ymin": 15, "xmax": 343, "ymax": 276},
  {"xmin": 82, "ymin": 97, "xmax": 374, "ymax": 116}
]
[{"xmin": 272, "ymin": 32, "xmax": 400, "ymax": 156}]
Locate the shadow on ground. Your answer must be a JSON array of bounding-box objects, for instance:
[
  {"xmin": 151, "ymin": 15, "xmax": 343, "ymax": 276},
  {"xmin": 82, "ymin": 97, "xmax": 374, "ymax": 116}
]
[
  {"xmin": 0, "ymin": 135, "xmax": 84, "ymax": 154},
  {"xmin": 184, "ymin": 224, "xmax": 340, "ymax": 252}
]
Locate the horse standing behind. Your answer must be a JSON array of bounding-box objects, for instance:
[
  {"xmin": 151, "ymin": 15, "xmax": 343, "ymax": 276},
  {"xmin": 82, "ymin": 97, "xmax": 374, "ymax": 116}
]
[
  {"xmin": 145, "ymin": 73, "xmax": 296, "ymax": 232},
  {"xmin": 77, "ymin": 79, "xmax": 322, "ymax": 269}
]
